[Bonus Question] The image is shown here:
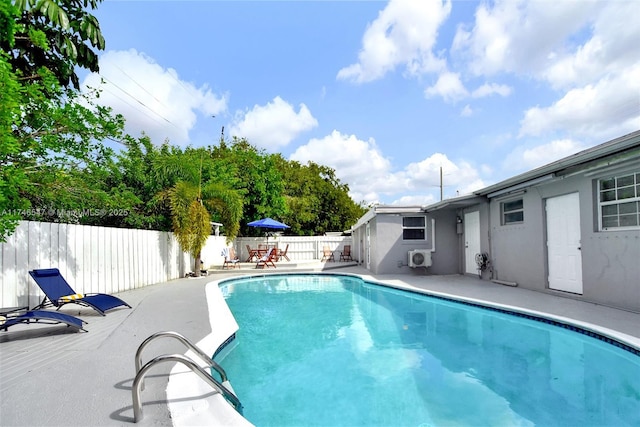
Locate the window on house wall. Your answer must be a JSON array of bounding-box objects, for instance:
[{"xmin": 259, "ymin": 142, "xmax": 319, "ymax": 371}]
[
  {"xmin": 403, "ymin": 216, "xmax": 425, "ymax": 240},
  {"xmin": 501, "ymin": 199, "xmax": 524, "ymax": 224},
  {"xmin": 598, "ymin": 171, "xmax": 640, "ymax": 230}
]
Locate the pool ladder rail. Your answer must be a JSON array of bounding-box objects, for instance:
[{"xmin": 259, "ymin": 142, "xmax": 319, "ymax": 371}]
[{"xmin": 132, "ymin": 331, "xmax": 243, "ymax": 423}]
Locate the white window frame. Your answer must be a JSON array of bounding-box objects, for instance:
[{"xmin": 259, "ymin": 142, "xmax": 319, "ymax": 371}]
[
  {"xmin": 501, "ymin": 198, "xmax": 524, "ymax": 225},
  {"xmin": 598, "ymin": 171, "xmax": 640, "ymax": 231},
  {"xmin": 402, "ymin": 216, "xmax": 426, "ymax": 240}
]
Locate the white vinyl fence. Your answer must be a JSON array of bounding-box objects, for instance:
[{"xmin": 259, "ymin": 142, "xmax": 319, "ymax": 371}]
[
  {"xmin": 0, "ymin": 221, "xmax": 352, "ymax": 309},
  {"xmin": 233, "ymin": 236, "xmax": 352, "ymax": 263},
  {"xmin": 0, "ymin": 221, "xmax": 224, "ymax": 309}
]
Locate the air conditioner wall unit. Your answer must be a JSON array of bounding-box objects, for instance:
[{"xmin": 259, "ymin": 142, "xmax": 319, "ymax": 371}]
[{"xmin": 408, "ymin": 249, "xmax": 432, "ymax": 268}]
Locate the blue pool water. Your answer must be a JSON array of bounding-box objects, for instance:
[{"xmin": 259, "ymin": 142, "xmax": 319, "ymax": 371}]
[{"xmin": 217, "ymin": 274, "xmax": 640, "ymax": 426}]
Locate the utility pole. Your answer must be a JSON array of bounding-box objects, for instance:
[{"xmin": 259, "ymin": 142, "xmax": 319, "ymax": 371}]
[{"xmin": 440, "ymin": 166, "xmax": 443, "ymax": 201}]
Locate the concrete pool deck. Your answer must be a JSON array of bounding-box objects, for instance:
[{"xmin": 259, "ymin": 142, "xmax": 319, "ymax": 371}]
[{"xmin": 1, "ymin": 263, "xmax": 639, "ymax": 426}]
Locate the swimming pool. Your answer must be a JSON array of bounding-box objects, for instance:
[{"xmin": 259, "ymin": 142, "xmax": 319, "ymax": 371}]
[{"xmin": 216, "ymin": 274, "xmax": 640, "ymax": 426}]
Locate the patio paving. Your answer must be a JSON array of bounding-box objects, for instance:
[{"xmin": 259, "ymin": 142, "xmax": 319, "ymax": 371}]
[{"xmin": 1, "ymin": 263, "xmax": 639, "ymax": 426}]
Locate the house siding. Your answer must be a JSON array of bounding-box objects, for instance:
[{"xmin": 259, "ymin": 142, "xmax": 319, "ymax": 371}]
[
  {"xmin": 364, "ymin": 212, "xmax": 436, "ymax": 275},
  {"xmin": 489, "ymin": 169, "xmax": 640, "ymax": 312},
  {"xmin": 427, "ymin": 209, "xmax": 459, "ymax": 275},
  {"xmin": 489, "ymin": 190, "xmax": 547, "ymax": 286},
  {"xmin": 368, "ymin": 218, "xmax": 379, "ymax": 274},
  {"xmin": 374, "ymin": 215, "xmax": 401, "ymax": 274},
  {"xmin": 584, "ymin": 229, "xmax": 640, "ymax": 310},
  {"xmin": 349, "ymin": 131, "xmax": 639, "ymax": 312}
]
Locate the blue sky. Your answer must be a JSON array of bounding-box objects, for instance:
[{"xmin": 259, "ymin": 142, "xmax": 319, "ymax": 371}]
[{"xmin": 82, "ymin": 0, "xmax": 640, "ymax": 205}]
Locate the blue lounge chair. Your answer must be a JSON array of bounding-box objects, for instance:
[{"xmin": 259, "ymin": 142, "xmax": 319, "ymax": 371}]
[
  {"xmin": 29, "ymin": 268, "xmax": 131, "ymax": 316},
  {"xmin": 1, "ymin": 307, "xmax": 86, "ymax": 332}
]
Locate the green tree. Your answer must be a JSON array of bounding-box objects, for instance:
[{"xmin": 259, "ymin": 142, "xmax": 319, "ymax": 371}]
[
  {"xmin": 275, "ymin": 157, "xmax": 366, "ymax": 235},
  {"xmin": 0, "ymin": 53, "xmax": 23, "ymax": 239},
  {"xmin": 156, "ymin": 147, "xmax": 243, "ymax": 275},
  {"xmin": 211, "ymin": 137, "xmax": 287, "ymax": 236},
  {"xmin": 0, "ymin": 59, "xmax": 124, "ymax": 239},
  {"xmin": 167, "ymin": 181, "xmax": 211, "ymax": 274},
  {"xmin": 0, "ymin": 0, "xmax": 124, "ymax": 241},
  {"xmin": 8, "ymin": 0, "xmax": 105, "ymax": 89},
  {"xmin": 107, "ymin": 135, "xmax": 172, "ymax": 230},
  {"xmin": 0, "ymin": 66, "xmax": 125, "ymax": 226}
]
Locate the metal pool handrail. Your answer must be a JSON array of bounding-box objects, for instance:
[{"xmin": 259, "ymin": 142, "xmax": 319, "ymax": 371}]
[
  {"xmin": 132, "ymin": 353, "xmax": 243, "ymax": 423},
  {"xmin": 134, "ymin": 330, "xmax": 228, "ymax": 386}
]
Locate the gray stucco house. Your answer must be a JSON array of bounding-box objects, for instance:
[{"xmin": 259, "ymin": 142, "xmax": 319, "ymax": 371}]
[{"xmin": 350, "ymin": 130, "xmax": 640, "ymax": 313}]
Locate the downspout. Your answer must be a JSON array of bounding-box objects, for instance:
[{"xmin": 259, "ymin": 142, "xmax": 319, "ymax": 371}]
[{"xmin": 487, "ymin": 203, "xmax": 493, "ymax": 280}]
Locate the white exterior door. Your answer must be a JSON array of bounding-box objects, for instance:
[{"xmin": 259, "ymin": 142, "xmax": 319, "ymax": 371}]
[
  {"xmin": 546, "ymin": 193, "xmax": 583, "ymax": 294},
  {"xmin": 464, "ymin": 211, "xmax": 481, "ymax": 275}
]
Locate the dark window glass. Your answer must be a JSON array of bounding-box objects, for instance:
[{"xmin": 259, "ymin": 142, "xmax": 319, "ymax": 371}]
[
  {"xmin": 403, "ymin": 216, "xmax": 426, "ymax": 240},
  {"xmin": 618, "ymin": 186, "xmax": 635, "ymax": 200},
  {"xmin": 599, "ymin": 172, "xmax": 640, "ymax": 230},
  {"xmin": 504, "ymin": 212, "xmax": 524, "ymax": 223},
  {"xmin": 619, "ymin": 201, "xmax": 637, "ymax": 214},
  {"xmin": 502, "ymin": 198, "xmax": 524, "ymax": 224},
  {"xmin": 403, "ymin": 229, "xmax": 425, "ymax": 240},
  {"xmin": 403, "ymin": 217, "xmax": 425, "ymax": 227},
  {"xmin": 620, "ymin": 214, "xmax": 638, "ymax": 227},
  {"xmin": 503, "ymin": 199, "xmax": 523, "ymax": 212},
  {"xmin": 617, "ymin": 174, "xmax": 634, "ymax": 187},
  {"xmin": 602, "ymin": 216, "xmax": 619, "ymax": 228},
  {"xmin": 600, "ymin": 178, "xmax": 615, "ymax": 190}
]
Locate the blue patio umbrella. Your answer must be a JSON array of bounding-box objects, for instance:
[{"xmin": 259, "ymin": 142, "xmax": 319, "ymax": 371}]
[
  {"xmin": 247, "ymin": 218, "xmax": 290, "ymax": 242},
  {"xmin": 247, "ymin": 217, "xmax": 290, "ymax": 230}
]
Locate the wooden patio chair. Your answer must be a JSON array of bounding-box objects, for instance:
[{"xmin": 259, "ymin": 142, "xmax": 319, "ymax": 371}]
[
  {"xmin": 277, "ymin": 244, "xmax": 290, "ymax": 261},
  {"xmin": 246, "ymin": 245, "xmax": 259, "ymax": 262},
  {"xmin": 321, "ymin": 246, "xmax": 335, "ymax": 262},
  {"xmin": 340, "ymin": 245, "xmax": 353, "ymax": 261},
  {"xmin": 256, "ymin": 248, "xmax": 277, "ymax": 269},
  {"xmin": 222, "ymin": 247, "xmax": 240, "ymax": 269}
]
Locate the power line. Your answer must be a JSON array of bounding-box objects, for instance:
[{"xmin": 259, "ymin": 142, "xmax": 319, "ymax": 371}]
[
  {"xmin": 99, "ymin": 73, "xmax": 179, "ymax": 128},
  {"xmin": 99, "ymin": 84, "xmax": 168, "ymax": 129},
  {"xmin": 110, "ymin": 62, "xmax": 168, "ymax": 109}
]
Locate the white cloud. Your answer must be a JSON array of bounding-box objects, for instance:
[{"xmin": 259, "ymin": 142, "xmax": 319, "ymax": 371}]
[
  {"xmin": 403, "ymin": 154, "xmax": 485, "ymax": 196},
  {"xmin": 471, "ymin": 82, "xmax": 512, "ymax": 98},
  {"xmin": 503, "ymin": 139, "xmax": 587, "ymax": 171},
  {"xmin": 290, "ymin": 132, "xmax": 486, "ymax": 205},
  {"xmin": 480, "ymin": 164, "xmax": 494, "ymax": 177},
  {"xmin": 424, "ymin": 71, "xmax": 468, "ymax": 103},
  {"xmin": 519, "ymin": 64, "xmax": 640, "ymax": 139},
  {"xmin": 82, "ymin": 49, "xmax": 227, "ymax": 145},
  {"xmin": 390, "ymin": 194, "xmax": 437, "ymax": 206},
  {"xmin": 452, "ymin": 1, "xmax": 640, "ymax": 140},
  {"xmin": 541, "ymin": 1, "xmax": 640, "ymax": 89},
  {"xmin": 460, "ymin": 104, "xmax": 474, "ymax": 117},
  {"xmin": 289, "ymin": 130, "xmax": 400, "ymax": 204},
  {"xmin": 337, "ymin": 0, "xmax": 451, "ymax": 83},
  {"xmin": 228, "ymin": 97, "xmax": 318, "ymax": 151},
  {"xmin": 452, "ymin": 0, "xmax": 603, "ymax": 77}
]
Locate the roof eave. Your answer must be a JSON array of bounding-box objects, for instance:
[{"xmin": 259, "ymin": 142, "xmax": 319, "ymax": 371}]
[
  {"xmin": 423, "ymin": 194, "xmax": 485, "ymax": 212},
  {"xmin": 476, "ymin": 130, "xmax": 640, "ymax": 197}
]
